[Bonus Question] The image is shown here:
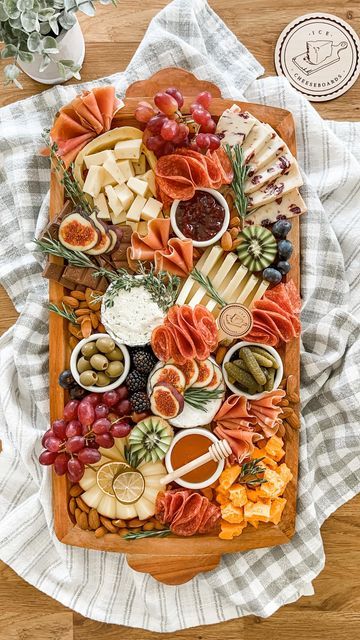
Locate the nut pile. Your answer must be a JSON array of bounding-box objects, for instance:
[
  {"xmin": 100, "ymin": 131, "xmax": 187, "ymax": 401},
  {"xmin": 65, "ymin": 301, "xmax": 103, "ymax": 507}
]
[
  {"xmin": 62, "ymin": 288, "xmax": 106, "ymax": 349},
  {"xmin": 278, "ymin": 374, "xmax": 300, "ymax": 432},
  {"xmin": 68, "ymin": 484, "xmax": 166, "ymax": 537}
]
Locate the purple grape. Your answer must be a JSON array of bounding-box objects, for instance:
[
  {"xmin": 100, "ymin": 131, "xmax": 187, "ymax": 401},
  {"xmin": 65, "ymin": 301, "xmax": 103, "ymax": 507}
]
[
  {"xmin": 63, "ymin": 400, "xmax": 79, "ymax": 422},
  {"xmin": 165, "ymin": 87, "xmax": 184, "ymax": 108},
  {"xmin": 67, "ymin": 458, "xmax": 85, "ymax": 483},
  {"xmin": 39, "ymin": 450, "xmax": 57, "ymax": 465},
  {"xmin": 65, "ymin": 420, "xmax": 82, "ymax": 438},
  {"xmin": 66, "ymin": 435, "xmax": 86, "ymax": 453},
  {"xmin": 94, "ymin": 404, "xmax": 109, "ymax": 419},
  {"xmin": 45, "ymin": 436, "xmax": 62, "ymax": 453},
  {"xmin": 52, "ymin": 419, "xmax": 67, "ymax": 439},
  {"xmin": 92, "ymin": 418, "xmax": 111, "ymax": 435},
  {"xmin": 54, "ymin": 452, "xmax": 70, "ymax": 476},
  {"xmin": 77, "ymin": 448, "xmax": 101, "ymax": 464},
  {"xmin": 95, "ymin": 433, "xmax": 114, "ymax": 449}
]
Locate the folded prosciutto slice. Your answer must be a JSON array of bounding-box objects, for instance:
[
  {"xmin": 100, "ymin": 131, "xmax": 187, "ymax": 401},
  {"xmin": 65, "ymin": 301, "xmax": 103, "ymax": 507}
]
[
  {"xmin": 214, "ymin": 424, "xmax": 263, "ymax": 463},
  {"xmin": 46, "ymin": 86, "xmax": 122, "ymax": 166}
]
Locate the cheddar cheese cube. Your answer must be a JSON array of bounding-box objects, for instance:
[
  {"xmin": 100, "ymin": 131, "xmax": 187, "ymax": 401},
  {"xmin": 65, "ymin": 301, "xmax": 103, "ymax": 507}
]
[
  {"xmin": 277, "ymin": 463, "xmax": 293, "ymax": 485},
  {"xmin": 228, "ymin": 483, "xmax": 247, "ymax": 508},
  {"xmin": 219, "ymin": 520, "xmax": 247, "ymax": 540},
  {"xmin": 257, "ymin": 469, "xmax": 286, "ymax": 499},
  {"xmin": 248, "ymin": 519, "xmax": 259, "ymax": 529},
  {"xmin": 221, "ymin": 503, "xmax": 244, "ymax": 524},
  {"xmin": 246, "ymin": 488, "xmax": 259, "ymax": 502},
  {"xmin": 216, "ymin": 493, "xmax": 230, "ymax": 506},
  {"xmin": 244, "ymin": 500, "xmax": 271, "ymax": 522},
  {"xmin": 269, "ymin": 497, "xmax": 287, "ymax": 525},
  {"xmin": 218, "ymin": 465, "xmax": 241, "ymax": 491},
  {"xmin": 265, "ymin": 436, "xmax": 285, "ymax": 461}
]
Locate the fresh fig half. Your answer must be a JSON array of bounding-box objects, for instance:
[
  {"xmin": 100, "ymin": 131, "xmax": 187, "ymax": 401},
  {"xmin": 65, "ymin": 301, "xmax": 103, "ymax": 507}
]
[
  {"xmin": 192, "ymin": 359, "xmax": 214, "ymax": 388},
  {"xmin": 85, "ymin": 213, "xmax": 111, "ymax": 255},
  {"xmin": 207, "ymin": 363, "xmax": 223, "ymax": 390},
  {"xmin": 106, "ymin": 229, "xmax": 118, "ymax": 253},
  {"xmin": 149, "ymin": 364, "xmax": 186, "ymax": 394},
  {"xmin": 58, "ymin": 212, "xmax": 99, "ymax": 251},
  {"xmin": 150, "ymin": 382, "xmax": 184, "ymax": 419},
  {"xmin": 169, "ymin": 359, "xmax": 199, "ymax": 388}
]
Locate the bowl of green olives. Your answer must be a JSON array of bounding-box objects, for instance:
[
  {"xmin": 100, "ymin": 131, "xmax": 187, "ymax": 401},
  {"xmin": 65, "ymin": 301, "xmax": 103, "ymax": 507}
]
[{"xmin": 70, "ymin": 333, "xmax": 130, "ymax": 392}]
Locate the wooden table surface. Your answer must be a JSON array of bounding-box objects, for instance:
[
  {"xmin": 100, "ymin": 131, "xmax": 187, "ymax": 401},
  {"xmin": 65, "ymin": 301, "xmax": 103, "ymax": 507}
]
[{"xmin": 0, "ymin": 1, "xmax": 359, "ymax": 638}]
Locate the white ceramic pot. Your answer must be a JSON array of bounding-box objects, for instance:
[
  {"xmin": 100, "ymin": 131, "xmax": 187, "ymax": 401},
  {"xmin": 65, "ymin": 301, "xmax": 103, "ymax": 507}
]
[
  {"xmin": 222, "ymin": 341, "xmax": 283, "ymax": 400},
  {"xmin": 170, "ymin": 187, "xmax": 230, "ymax": 248},
  {"xmin": 70, "ymin": 333, "xmax": 130, "ymax": 393},
  {"xmin": 17, "ymin": 18, "xmax": 85, "ymax": 85}
]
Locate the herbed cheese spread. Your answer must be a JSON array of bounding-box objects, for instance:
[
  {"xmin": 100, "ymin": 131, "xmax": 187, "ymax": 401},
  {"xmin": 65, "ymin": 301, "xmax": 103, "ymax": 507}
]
[{"xmin": 101, "ymin": 284, "xmax": 165, "ymax": 346}]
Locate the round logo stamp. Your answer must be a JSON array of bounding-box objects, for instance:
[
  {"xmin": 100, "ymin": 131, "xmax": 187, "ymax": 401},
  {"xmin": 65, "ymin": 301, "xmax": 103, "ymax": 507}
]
[
  {"xmin": 275, "ymin": 13, "xmax": 360, "ymax": 101},
  {"xmin": 218, "ymin": 304, "xmax": 253, "ymax": 339}
]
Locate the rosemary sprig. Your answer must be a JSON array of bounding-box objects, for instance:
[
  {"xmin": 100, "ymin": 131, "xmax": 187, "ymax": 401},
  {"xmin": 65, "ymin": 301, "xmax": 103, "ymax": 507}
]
[
  {"xmin": 123, "ymin": 528, "xmax": 171, "ymax": 540},
  {"xmin": 237, "ymin": 457, "xmax": 267, "ymax": 486},
  {"xmin": 184, "ymin": 387, "xmax": 224, "ymax": 412},
  {"xmin": 42, "ymin": 131, "xmax": 93, "ymax": 216},
  {"xmin": 190, "ymin": 268, "xmax": 226, "ymax": 308},
  {"xmin": 48, "ymin": 302, "xmax": 77, "ymax": 324},
  {"xmin": 225, "ymin": 143, "xmax": 249, "ymax": 224}
]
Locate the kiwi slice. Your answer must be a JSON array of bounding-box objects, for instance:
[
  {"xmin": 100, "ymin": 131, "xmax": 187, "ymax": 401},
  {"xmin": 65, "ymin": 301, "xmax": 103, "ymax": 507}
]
[{"xmin": 236, "ymin": 225, "xmax": 277, "ymax": 272}]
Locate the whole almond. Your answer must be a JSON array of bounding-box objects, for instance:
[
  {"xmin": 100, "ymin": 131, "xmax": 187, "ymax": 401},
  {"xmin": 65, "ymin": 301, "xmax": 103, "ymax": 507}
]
[
  {"xmin": 90, "ymin": 312, "xmax": 99, "ymax": 330},
  {"xmin": 78, "ymin": 512, "xmax": 89, "ymax": 530},
  {"xmin": 279, "ymin": 378, "xmax": 287, "ymax": 390},
  {"xmin": 286, "ymin": 375, "xmax": 297, "ymax": 396},
  {"xmin": 75, "ymin": 508, "xmax": 82, "ymax": 526},
  {"xmin": 76, "ymin": 496, "xmax": 90, "ymax": 513},
  {"xmin": 75, "ymin": 308, "xmax": 90, "ymax": 317},
  {"xmin": 215, "ymin": 345, "xmax": 227, "ymax": 365},
  {"xmin": 79, "ymin": 300, "xmax": 90, "ymax": 309},
  {"xmin": 88, "ymin": 509, "xmax": 101, "ymax": 530},
  {"xmin": 280, "ymin": 407, "xmax": 292, "ymax": 419},
  {"xmin": 229, "ymin": 216, "xmax": 240, "ymax": 227},
  {"xmin": 112, "ymin": 519, "xmax": 126, "ymax": 528},
  {"xmin": 221, "ymin": 231, "xmax": 232, "ymax": 251},
  {"xmin": 100, "ymin": 516, "xmax": 118, "ymax": 533},
  {"xmin": 62, "ymin": 295, "xmax": 79, "ymax": 308},
  {"xmin": 277, "ymin": 422, "xmax": 285, "ymax": 437},
  {"xmin": 69, "ymin": 336, "xmax": 79, "ymax": 350},
  {"xmin": 229, "ymin": 227, "xmax": 239, "ymax": 240},
  {"xmin": 128, "ymin": 518, "xmax": 146, "ymax": 528},
  {"xmin": 288, "ymin": 392, "xmax": 300, "ymax": 404},
  {"xmin": 130, "ymin": 527, "xmax": 142, "ymax": 533},
  {"xmin": 142, "ymin": 522, "xmax": 155, "ymax": 531},
  {"xmin": 97, "ymin": 323, "xmax": 106, "ymax": 333},
  {"xmin": 69, "ymin": 484, "xmax": 83, "ymax": 497},
  {"xmin": 95, "ymin": 526, "xmax": 107, "ymax": 538},
  {"xmin": 69, "ymin": 497, "xmax": 76, "ymax": 515},
  {"xmin": 81, "ymin": 318, "xmax": 92, "ymax": 338},
  {"xmin": 68, "ymin": 324, "xmax": 83, "ymax": 339},
  {"xmin": 280, "ymin": 398, "xmax": 289, "ymax": 407},
  {"xmin": 154, "ymin": 521, "xmax": 166, "ymax": 531},
  {"xmin": 287, "ymin": 410, "xmax": 300, "ymax": 430},
  {"xmin": 231, "ymin": 238, "xmax": 242, "ymax": 250},
  {"xmin": 70, "ymin": 290, "xmax": 86, "ymax": 301},
  {"xmin": 118, "ymin": 528, "xmax": 129, "ymax": 537}
]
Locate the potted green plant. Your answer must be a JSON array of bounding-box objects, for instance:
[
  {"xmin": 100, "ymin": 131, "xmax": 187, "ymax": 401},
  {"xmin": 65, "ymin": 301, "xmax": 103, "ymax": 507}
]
[{"xmin": 0, "ymin": 0, "xmax": 115, "ymax": 87}]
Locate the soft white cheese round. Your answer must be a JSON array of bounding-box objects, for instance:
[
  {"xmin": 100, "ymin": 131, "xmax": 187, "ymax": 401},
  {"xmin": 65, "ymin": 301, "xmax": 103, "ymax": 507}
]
[{"xmin": 101, "ymin": 284, "xmax": 165, "ymax": 346}]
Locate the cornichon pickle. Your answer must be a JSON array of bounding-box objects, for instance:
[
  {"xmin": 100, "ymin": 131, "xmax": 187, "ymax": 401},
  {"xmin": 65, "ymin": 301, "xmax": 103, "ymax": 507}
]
[
  {"xmin": 232, "ymin": 358, "xmax": 249, "ymax": 371},
  {"xmin": 225, "ymin": 362, "xmax": 258, "ymax": 391},
  {"xmin": 265, "ymin": 367, "xmax": 275, "ymax": 391},
  {"xmin": 250, "ymin": 346, "xmax": 279, "ymax": 369},
  {"xmin": 239, "ymin": 347, "xmax": 267, "ymax": 385},
  {"xmin": 252, "ymin": 351, "xmax": 273, "ymax": 367}
]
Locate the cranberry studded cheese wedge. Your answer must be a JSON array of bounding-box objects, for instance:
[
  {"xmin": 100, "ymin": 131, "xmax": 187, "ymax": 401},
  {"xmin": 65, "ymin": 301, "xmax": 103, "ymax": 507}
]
[{"xmin": 79, "ymin": 436, "xmax": 166, "ymax": 520}]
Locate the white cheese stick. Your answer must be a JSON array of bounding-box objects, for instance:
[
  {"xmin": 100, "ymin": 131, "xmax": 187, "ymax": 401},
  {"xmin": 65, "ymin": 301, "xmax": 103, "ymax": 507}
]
[{"xmin": 84, "ymin": 150, "xmax": 115, "ymax": 168}]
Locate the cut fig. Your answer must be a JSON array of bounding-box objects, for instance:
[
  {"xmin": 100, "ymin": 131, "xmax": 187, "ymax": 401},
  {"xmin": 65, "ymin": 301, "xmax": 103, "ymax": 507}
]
[
  {"xmin": 192, "ymin": 359, "xmax": 214, "ymax": 388},
  {"xmin": 149, "ymin": 364, "xmax": 186, "ymax": 393},
  {"xmin": 207, "ymin": 363, "xmax": 223, "ymax": 390},
  {"xmin": 170, "ymin": 359, "xmax": 199, "ymax": 388},
  {"xmin": 59, "ymin": 212, "xmax": 99, "ymax": 251},
  {"xmin": 86, "ymin": 213, "xmax": 111, "ymax": 255},
  {"xmin": 106, "ymin": 229, "xmax": 118, "ymax": 253},
  {"xmin": 150, "ymin": 382, "xmax": 184, "ymax": 419}
]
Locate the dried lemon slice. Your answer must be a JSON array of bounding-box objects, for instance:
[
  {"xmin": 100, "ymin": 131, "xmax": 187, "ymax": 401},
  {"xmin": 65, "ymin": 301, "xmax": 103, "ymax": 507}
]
[
  {"xmin": 96, "ymin": 461, "xmax": 131, "ymax": 496},
  {"xmin": 112, "ymin": 469, "xmax": 145, "ymax": 504}
]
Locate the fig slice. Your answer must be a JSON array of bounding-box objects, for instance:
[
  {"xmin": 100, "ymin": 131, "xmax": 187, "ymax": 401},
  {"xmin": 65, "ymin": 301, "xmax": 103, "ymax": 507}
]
[
  {"xmin": 106, "ymin": 229, "xmax": 118, "ymax": 253},
  {"xmin": 150, "ymin": 382, "xmax": 184, "ymax": 419},
  {"xmin": 85, "ymin": 212, "xmax": 112, "ymax": 255},
  {"xmin": 59, "ymin": 212, "xmax": 99, "ymax": 251},
  {"xmin": 149, "ymin": 364, "xmax": 186, "ymax": 393},
  {"xmin": 192, "ymin": 359, "xmax": 214, "ymax": 388},
  {"xmin": 169, "ymin": 358, "xmax": 199, "ymax": 388},
  {"xmin": 207, "ymin": 363, "xmax": 223, "ymax": 390}
]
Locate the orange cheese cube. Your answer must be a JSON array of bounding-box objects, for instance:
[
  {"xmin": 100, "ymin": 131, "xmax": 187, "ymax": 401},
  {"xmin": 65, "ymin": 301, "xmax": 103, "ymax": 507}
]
[
  {"xmin": 257, "ymin": 469, "xmax": 286, "ymax": 499},
  {"xmin": 244, "ymin": 500, "xmax": 271, "ymax": 522},
  {"xmin": 216, "ymin": 493, "xmax": 230, "ymax": 506},
  {"xmin": 228, "ymin": 483, "xmax": 247, "ymax": 507},
  {"xmin": 221, "ymin": 503, "xmax": 244, "ymax": 524},
  {"xmin": 277, "ymin": 463, "xmax": 293, "ymax": 485},
  {"xmin": 219, "ymin": 464, "xmax": 241, "ymax": 491},
  {"xmin": 219, "ymin": 520, "xmax": 247, "ymax": 540},
  {"xmin": 265, "ymin": 436, "xmax": 285, "ymax": 461},
  {"xmin": 262, "ymin": 456, "xmax": 278, "ymax": 470},
  {"xmin": 269, "ymin": 497, "xmax": 287, "ymax": 524},
  {"xmin": 246, "ymin": 488, "xmax": 259, "ymax": 502}
]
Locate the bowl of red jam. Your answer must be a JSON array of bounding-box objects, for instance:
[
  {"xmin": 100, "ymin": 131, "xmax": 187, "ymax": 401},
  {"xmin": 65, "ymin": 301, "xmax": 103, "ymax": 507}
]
[{"xmin": 170, "ymin": 188, "xmax": 230, "ymax": 248}]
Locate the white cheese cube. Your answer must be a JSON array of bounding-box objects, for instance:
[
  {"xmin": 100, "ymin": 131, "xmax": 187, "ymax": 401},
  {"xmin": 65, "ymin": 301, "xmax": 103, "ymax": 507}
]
[
  {"xmin": 105, "ymin": 185, "xmax": 124, "ymax": 215},
  {"xmin": 139, "ymin": 169, "xmax": 156, "ymax": 196},
  {"xmin": 103, "ymin": 158, "xmax": 126, "ymax": 185},
  {"xmin": 114, "ymin": 138, "xmax": 142, "ymax": 161},
  {"xmin": 127, "ymin": 176, "xmax": 149, "ymax": 198},
  {"xmin": 94, "ymin": 193, "xmax": 111, "ymax": 220},
  {"xmin": 101, "ymin": 169, "xmax": 117, "ymax": 188},
  {"xmin": 141, "ymin": 197, "xmax": 163, "ymax": 221},
  {"xmin": 109, "ymin": 209, "xmax": 127, "ymax": 225},
  {"xmin": 84, "ymin": 150, "xmax": 115, "ymax": 169},
  {"xmin": 126, "ymin": 195, "xmax": 146, "ymax": 223},
  {"xmin": 83, "ymin": 165, "xmax": 104, "ymax": 198},
  {"xmin": 114, "ymin": 183, "xmax": 134, "ymax": 211},
  {"xmin": 132, "ymin": 154, "xmax": 146, "ymax": 175},
  {"xmin": 117, "ymin": 159, "xmax": 135, "ymax": 181}
]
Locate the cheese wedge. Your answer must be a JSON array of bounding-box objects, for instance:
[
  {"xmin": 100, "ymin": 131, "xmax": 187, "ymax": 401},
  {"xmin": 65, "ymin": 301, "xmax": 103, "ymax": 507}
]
[
  {"xmin": 126, "ymin": 195, "xmax": 147, "ymax": 223},
  {"xmin": 247, "ymin": 127, "xmax": 285, "ymax": 176},
  {"xmin": 105, "ymin": 185, "xmax": 124, "ymax": 215},
  {"xmin": 84, "ymin": 149, "xmax": 115, "ymax": 168},
  {"xmin": 247, "ymin": 164, "xmax": 303, "ymax": 210},
  {"xmin": 116, "ymin": 159, "xmax": 135, "ymax": 181},
  {"xmin": 114, "ymin": 138, "xmax": 142, "ymax": 161},
  {"xmin": 141, "ymin": 197, "xmax": 163, "ymax": 221},
  {"xmin": 245, "ymin": 150, "xmax": 294, "ymax": 195},
  {"xmin": 113, "ymin": 183, "xmax": 134, "ymax": 211},
  {"xmin": 127, "ymin": 176, "xmax": 149, "ymax": 198},
  {"xmin": 132, "ymin": 153, "xmax": 146, "ymax": 175},
  {"xmin": 245, "ymin": 188, "xmax": 307, "ymax": 226},
  {"xmin": 83, "ymin": 165, "xmax": 105, "ymax": 198},
  {"xmin": 103, "ymin": 158, "xmax": 126, "ymax": 186},
  {"xmin": 216, "ymin": 104, "xmax": 257, "ymax": 147},
  {"xmin": 94, "ymin": 193, "xmax": 111, "ymax": 220},
  {"xmin": 241, "ymin": 121, "xmax": 272, "ymax": 164}
]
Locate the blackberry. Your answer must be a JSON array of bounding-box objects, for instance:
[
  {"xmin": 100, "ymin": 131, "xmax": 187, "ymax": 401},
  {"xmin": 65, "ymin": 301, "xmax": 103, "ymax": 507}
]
[
  {"xmin": 131, "ymin": 391, "xmax": 151, "ymax": 413},
  {"xmin": 125, "ymin": 370, "xmax": 147, "ymax": 393},
  {"xmin": 132, "ymin": 348, "xmax": 157, "ymax": 374}
]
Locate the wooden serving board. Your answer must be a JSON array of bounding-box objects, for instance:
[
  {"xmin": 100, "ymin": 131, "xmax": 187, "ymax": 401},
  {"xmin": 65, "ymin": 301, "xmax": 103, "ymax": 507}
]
[{"xmin": 50, "ymin": 68, "xmax": 300, "ymax": 585}]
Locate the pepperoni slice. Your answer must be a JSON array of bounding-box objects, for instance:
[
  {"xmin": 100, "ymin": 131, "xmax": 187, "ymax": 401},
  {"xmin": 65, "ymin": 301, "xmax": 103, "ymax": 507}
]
[
  {"xmin": 193, "ymin": 305, "xmax": 219, "ymax": 348},
  {"xmin": 176, "ymin": 306, "xmax": 209, "ymax": 360},
  {"xmin": 171, "ymin": 493, "xmax": 204, "ymax": 536},
  {"xmin": 209, "ymin": 147, "xmax": 233, "ymax": 185},
  {"xmin": 155, "ymin": 155, "xmax": 195, "ymax": 200},
  {"xmin": 151, "ymin": 325, "xmax": 173, "ymax": 362},
  {"xmin": 166, "ymin": 323, "xmax": 196, "ymax": 362}
]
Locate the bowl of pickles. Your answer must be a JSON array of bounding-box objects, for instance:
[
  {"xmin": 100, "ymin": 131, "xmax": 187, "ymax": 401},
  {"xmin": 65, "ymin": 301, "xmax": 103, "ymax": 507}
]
[
  {"xmin": 70, "ymin": 333, "xmax": 130, "ymax": 393},
  {"xmin": 222, "ymin": 341, "xmax": 283, "ymax": 399}
]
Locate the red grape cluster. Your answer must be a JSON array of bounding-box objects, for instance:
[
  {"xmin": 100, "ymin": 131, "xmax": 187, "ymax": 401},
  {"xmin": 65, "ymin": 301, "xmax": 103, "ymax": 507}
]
[
  {"xmin": 134, "ymin": 87, "xmax": 221, "ymax": 158},
  {"xmin": 39, "ymin": 387, "xmax": 132, "ymax": 483}
]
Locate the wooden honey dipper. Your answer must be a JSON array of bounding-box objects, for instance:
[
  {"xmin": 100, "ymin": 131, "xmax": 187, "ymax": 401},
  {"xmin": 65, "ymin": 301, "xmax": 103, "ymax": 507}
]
[{"xmin": 160, "ymin": 439, "xmax": 232, "ymax": 486}]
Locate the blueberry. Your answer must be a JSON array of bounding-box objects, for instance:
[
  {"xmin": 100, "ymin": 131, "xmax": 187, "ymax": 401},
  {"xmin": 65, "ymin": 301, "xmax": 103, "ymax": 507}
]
[
  {"xmin": 278, "ymin": 239, "xmax": 293, "ymax": 260},
  {"xmin": 277, "ymin": 260, "xmax": 291, "ymax": 275},
  {"xmin": 272, "ymin": 220, "xmax": 292, "ymax": 238},
  {"xmin": 58, "ymin": 369, "xmax": 75, "ymax": 389},
  {"xmin": 69, "ymin": 385, "xmax": 88, "ymax": 400},
  {"xmin": 263, "ymin": 267, "xmax": 283, "ymax": 284}
]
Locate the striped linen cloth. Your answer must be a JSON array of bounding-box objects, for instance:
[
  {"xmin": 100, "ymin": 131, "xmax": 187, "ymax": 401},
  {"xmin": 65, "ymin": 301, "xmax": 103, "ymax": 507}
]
[{"xmin": 0, "ymin": 0, "xmax": 359, "ymax": 631}]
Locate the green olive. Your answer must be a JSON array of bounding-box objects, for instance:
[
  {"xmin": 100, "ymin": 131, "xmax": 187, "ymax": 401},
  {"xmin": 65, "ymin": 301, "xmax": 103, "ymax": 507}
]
[
  {"xmin": 77, "ymin": 356, "xmax": 92, "ymax": 374},
  {"xmin": 90, "ymin": 353, "xmax": 109, "ymax": 371},
  {"xmin": 106, "ymin": 361, "xmax": 124, "ymax": 378},
  {"xmin": 79, "ymin": 370, "xmax": 98, "ymax": 386},
  {"xmin": 107, "ymin": 346, "xmax": 124, "ymax": 361},
  {"xmin": 96, "ymin": 372, "xmax": 111, "ymax": 387},
  {"xmin": 96, "ymin": 336, "xmax": 116, "ymax": 354},
  {"xmin": 81, "ymin": 342, "xmax": 98, "ymax": 358}
]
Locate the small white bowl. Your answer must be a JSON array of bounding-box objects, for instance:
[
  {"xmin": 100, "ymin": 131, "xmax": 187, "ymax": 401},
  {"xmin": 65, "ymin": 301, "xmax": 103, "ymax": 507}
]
[
  {"xmin": 222, "ymin": 341, "xmax": 283, "ymax": 400},
  {"xmin": 70, "ymin": 333, "xmax": 130, "ymax": 393},
  {"xmin": 170, "ymin": 187, "xmax": 230, "ymax": 248},
  {"xmin": 165, "ymin": 427, "xmax": 225, "ymax": 490}
]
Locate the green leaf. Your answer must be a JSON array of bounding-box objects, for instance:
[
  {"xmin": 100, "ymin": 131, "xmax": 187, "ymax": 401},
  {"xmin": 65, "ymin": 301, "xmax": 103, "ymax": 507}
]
[
  {"xmin": 4, "ymin": 0, "xmax": 20, "ymax": 18},
  {"xmin": 39, "ymin": 53, "xmax": 51, "ymax": 72},
  {"xmin": 17, "ymin": 49, "xmax": 33, "ymax": 62},
  {"xmin": 58, "ymin": 9, "xmax": 76, "ymax": 29},
  {"xmin": 38, "ymin": 6, "xmax": 55, "ymax": 20},
  {"xmin": 1, "ymin": 43, "xmax": 18, "ymax": 57},
  {"xmin": 42, "ymin": 35, "xmax": 58, "ymax": 52},
  {"xmin": 16, "ymin": 0, "xmax": 33, "ymax": 10},
  {"xmin": 27, "ymin": 30, "xmax": 41, "ymax": 51},
  {"xmin": 9, "ymin": 15, "xmax": 22, "ymax": 27},
  {"xmin": 20, "ymin": 10, "xmax": 39, "ymax": 32},
  {"xmin": 0, "ymin": 2, "xmax": 8, "ymax": 19},
  {"xmin": 39, "ymin": 21, "xmax": 51, "ymax": 34},
  {"xmin": 49, "ymin": 13, "xmax": 60, "ymax": 35},
  {"xmin": 78, "ymin": 0, "xmax": 95, "ymax": 16},
  {"xmin": 4, "ymin": 63, "xmax": 22, "ymax": 87}
]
